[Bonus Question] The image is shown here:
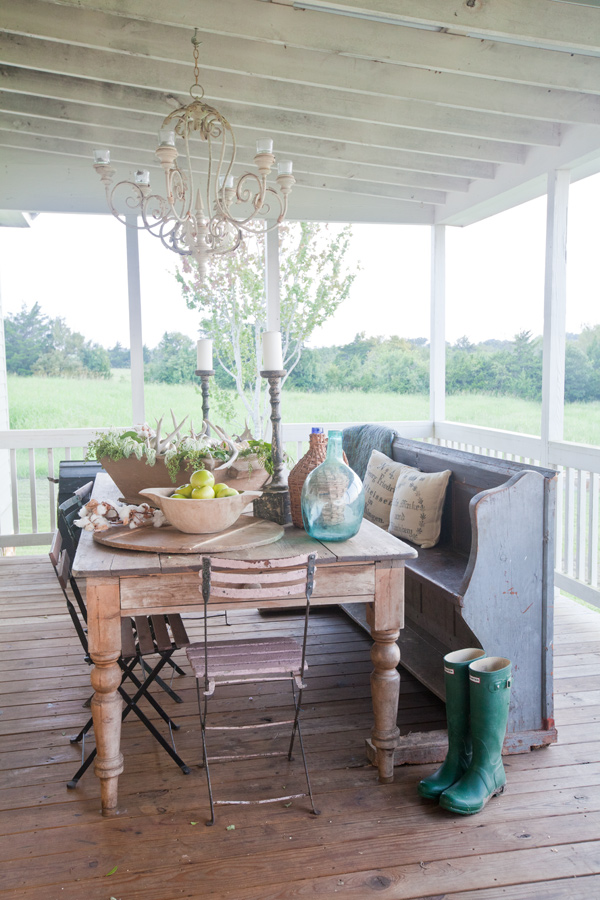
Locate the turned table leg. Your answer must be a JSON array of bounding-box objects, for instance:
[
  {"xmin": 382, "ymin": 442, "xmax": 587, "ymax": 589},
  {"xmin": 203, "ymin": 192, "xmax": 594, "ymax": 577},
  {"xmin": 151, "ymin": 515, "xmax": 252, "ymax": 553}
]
[
  {"xmin": 86, "ymin": 578, "xmax": 124, "ymax": 816},
  {"xmin": 367, "ymin": 561, "xmax": 404, "ymax": 783}
]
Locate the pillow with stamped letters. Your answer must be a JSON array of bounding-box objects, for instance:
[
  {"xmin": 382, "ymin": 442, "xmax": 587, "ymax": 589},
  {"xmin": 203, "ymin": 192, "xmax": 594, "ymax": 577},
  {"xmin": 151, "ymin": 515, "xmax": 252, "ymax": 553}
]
[
  {"xmin": 388, "ymin": 467, "xmax": 451, "ymax": 548},
  {"xmin": 362, "ymin": 449, "xmax": 412, "ymax": 529}
]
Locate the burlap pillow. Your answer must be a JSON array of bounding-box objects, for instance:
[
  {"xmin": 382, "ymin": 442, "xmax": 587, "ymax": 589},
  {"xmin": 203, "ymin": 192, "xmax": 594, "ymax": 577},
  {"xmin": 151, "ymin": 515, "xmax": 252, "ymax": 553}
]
[
  {"xmin": 363, "ymin": 449, "xmax": 412, "ymax": 529},
  {"xmin": 388, "ymin": 467, "xmax": 451, "ymax": 548}
]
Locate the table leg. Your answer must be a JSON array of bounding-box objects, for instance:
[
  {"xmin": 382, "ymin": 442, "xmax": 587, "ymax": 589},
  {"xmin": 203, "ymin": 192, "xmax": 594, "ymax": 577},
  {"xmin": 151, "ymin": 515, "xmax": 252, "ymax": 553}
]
[
  {"xmin": 86, "ymin": 578, "xmax": 124, "ymax": 816},
  {"xmin": 368, "ymin": 561, "xmax": 404, "ymax": 783}
]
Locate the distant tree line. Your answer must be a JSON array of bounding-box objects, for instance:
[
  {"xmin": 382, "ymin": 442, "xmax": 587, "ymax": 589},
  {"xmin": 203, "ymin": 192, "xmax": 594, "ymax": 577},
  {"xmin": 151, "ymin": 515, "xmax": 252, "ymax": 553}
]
[
  {"xmin": 4, "ymin": 303, "xmax": 112, "ymax": 379},
  {"xmin": 284, "ymin": 329, "xmax": 600, "ymax": 403},
  {"xmin": 4, "ymin": 304, "xmax": 600, "ymax": 403}
]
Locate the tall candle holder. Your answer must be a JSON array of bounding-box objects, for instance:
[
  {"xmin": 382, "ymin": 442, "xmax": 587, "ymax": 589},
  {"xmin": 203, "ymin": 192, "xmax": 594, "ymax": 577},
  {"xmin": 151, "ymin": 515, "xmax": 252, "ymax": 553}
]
[
  {"xmin": 195, "ymin": 369, "xmax": 215, "ymax": 434},
  {"xmin": 253, "ymin": 369, "xmax": 292, "ymax": 525}
]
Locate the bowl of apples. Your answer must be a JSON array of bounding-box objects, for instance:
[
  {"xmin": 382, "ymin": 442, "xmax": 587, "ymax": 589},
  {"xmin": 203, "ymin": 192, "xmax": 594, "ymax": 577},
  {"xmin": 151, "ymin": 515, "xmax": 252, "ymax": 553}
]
[{"xmin": 140, "ymin": 469, "xmax": 263, "ymax": 534}]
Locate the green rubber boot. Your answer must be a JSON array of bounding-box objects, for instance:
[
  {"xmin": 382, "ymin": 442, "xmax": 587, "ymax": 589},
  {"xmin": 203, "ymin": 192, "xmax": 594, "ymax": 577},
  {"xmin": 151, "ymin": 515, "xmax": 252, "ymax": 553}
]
[
  {"xmin": 439, "ymin": 656, "xmax": 512, "ymax": 815},
  {"xmin": 417, "ymin": 648, "xmax": 485, "ymax": 800}
]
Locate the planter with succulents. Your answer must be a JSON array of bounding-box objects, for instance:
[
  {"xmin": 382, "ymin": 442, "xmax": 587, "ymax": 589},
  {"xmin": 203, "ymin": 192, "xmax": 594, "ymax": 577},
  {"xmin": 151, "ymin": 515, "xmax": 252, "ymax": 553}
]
[{"xmin": 86, "ymin": 413, "xmax": 273, "ymax": 505}]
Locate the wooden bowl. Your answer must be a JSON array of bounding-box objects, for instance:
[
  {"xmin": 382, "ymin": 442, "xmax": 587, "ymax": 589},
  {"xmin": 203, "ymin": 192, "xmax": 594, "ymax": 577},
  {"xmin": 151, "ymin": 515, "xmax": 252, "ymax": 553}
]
[{"xmin": 139, "ymin": 487, "xmax": 263, "ymax": 534}]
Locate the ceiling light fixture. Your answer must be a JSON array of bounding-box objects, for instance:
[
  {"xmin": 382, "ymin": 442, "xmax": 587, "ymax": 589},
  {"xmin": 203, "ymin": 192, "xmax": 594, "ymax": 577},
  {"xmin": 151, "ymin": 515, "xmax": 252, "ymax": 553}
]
[{"xmin": 93, "ymin": 29, "xmax": 295, "ymax": 279}]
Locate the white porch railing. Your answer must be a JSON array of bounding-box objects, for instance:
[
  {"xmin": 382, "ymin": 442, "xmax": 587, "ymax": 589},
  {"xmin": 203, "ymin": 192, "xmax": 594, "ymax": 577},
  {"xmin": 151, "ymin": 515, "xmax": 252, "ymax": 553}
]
[{"xmin": 1, "ymin": 421, "xmax": 598, "ymax": 610}]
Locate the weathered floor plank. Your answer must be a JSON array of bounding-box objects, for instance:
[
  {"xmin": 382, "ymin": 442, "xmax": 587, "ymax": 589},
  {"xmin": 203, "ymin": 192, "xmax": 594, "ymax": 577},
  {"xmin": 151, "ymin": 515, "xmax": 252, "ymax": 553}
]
[{"xmin": 0, "ymin": 556, "xmax": 599, "ymax": 900}]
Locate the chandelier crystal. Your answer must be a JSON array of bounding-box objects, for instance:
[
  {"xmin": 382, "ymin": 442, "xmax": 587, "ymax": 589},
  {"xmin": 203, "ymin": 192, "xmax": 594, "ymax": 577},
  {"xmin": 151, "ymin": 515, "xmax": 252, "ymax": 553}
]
[{"xmin": 93, "ymin": 29, "xmax": 295, "ymax": 279}]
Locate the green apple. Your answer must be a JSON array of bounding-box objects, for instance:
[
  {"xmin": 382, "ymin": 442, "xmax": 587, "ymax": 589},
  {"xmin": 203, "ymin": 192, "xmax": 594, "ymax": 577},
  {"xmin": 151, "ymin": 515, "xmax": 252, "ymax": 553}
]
[
  {"xmin": 170, "ymin": 493, "xmax": 187, "ymax": 499},
  {"xmin": 191, "ymin": 485, "xmax": 216, "ymax": 499},
  {"xmin": 213, "ymin": 482, "xmax": 229, "ymax": 496},
  {"xmin": 176, "ymin": 483, "xmax": 194, "ymax": 498},
  {"xmin": 218, "ymin": 487, "xmax": 239, "ymax": 497},
  {"xmin": 190, "ymin": 469, "xmax": 215, "ymax": 489}
]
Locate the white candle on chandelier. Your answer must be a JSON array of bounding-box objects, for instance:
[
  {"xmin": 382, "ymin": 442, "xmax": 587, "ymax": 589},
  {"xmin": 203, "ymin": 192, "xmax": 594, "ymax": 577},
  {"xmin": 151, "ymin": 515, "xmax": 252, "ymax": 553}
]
[
  {"xmin": 196, "ymin": 339, "xmax": 213, "ymax": 371},
  {"xmin": 93, "ymin": 149, "xmax": 110, "ymax": 165},
  {"xmin": 262, "ymin": 332, "xmax": 283, "ymax": 371},
  {"xmin": 256, "ymin": 138, "xmax": 274, "ymax": 154},
  {"xmin": 134, "ymin": 170, "xmax": 150, "ymax": 186},
  {"xmin": 278, "ymin": 160, "xmax": 293, "ymax": 175},
  {"xmin": 158, "ymin": 128, "xmax": 176, "ymax": 147}
]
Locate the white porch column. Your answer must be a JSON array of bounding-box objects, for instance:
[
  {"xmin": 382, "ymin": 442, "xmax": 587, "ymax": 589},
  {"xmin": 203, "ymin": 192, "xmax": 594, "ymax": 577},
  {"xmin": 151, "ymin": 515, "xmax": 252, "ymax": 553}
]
[
  {"xmin": 125, "ymin": 216, "xmax": 145, "ymax": 424},
  {"xmin": 541, "ymin": 170, "xmax": 570, "ymax": 467},
  {"xmin": 0, "ymin": 277, "xmax": 12, "ymax": 543},
  {"xmin": 264, "ymin": 226, "xmax": 281, "ymax": 332},
  {"xmin": 430, "ymin": 224, "xmax": 446, "ymax": 429}
]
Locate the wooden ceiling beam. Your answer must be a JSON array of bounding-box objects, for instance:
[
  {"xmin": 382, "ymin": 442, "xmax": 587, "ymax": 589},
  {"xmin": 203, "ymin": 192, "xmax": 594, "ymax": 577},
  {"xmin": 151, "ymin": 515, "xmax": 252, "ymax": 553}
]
[
  {"xmin": 0, "ymin": 70, "xmax": 498, "ymax": 179},
  {"xmin": 0, "ymin": 113, "xmax": 453, "ymax": 204},
  {"xmin": 287, "ymin": 0, "xmax": 600, "ymax": 56},
  {"xmin": 5, "ymin": 0, "xmax": 600, "ymax": 126},
  {"xmin": 0, "ymin": 39, "xmax": 529, "ymax": 164},
  {"xmin": 0, "ymin": 146, "xmax": 437, "ymax": 223},
  {"xmin": 24, "ymin": 0, "xmax": 600, "ymax": 93}
]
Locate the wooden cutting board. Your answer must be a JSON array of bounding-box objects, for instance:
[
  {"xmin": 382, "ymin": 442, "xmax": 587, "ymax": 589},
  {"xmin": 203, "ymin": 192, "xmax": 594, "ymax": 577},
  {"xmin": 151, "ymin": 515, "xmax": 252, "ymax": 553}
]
[{"xmin": 92, "ymin": 516, "xmax": 284, "ymax": 554}]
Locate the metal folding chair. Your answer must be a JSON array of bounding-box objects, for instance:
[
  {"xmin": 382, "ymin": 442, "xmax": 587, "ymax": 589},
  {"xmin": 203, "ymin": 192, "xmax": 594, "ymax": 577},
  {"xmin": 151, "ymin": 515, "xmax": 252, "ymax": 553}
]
[
  {"xmin": 57, "ymin": 487, "xmax": 188, "ymax": 699},
  {"xmin": 50, "ymin": 486, "xmax": 192, "ymax": 787},
  {"xmin": 186, "ymin": 553, "xmax": 319, "ymax": 825}
]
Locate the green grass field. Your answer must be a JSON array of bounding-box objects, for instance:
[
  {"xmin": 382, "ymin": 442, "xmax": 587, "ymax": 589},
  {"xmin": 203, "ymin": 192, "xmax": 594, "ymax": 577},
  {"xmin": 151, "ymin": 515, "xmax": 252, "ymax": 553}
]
[
  {"xmin": 7, "ymin": 372, "xmax": 600, "ymax": 445},
  {"xmin": 5, "ymin": 373, "xmax": 600, "ymax": 564}
]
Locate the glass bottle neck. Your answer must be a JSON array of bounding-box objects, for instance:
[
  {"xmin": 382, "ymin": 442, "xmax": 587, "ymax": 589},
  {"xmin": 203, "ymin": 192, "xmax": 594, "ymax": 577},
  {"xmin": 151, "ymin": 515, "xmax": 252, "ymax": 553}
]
[{"xmin": 326, "ymin": 431, "xmax": 343, "ymax": 461}]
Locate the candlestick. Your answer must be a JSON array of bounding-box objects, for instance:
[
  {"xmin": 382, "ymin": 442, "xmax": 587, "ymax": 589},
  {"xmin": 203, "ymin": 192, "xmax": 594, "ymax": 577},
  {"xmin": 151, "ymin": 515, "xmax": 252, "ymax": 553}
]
[
  {"xmin": 253, "ymin": 368, "xmax": 292, "ymax": 525},
  {"xmin": 196, "ymin": 338, "xmax": 213, "ymax": 371},
  {"xmin": 195, "ymin": 368, "xmax": 215, "ymax": 434},
  {"xmin": 261, "ymin": 331, "xmax": 283, "ymax": 371}
]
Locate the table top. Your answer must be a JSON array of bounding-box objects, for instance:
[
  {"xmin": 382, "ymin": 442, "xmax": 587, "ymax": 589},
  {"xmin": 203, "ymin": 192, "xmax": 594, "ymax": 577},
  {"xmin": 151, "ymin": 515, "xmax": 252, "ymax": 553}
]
[{"xmin": 74, "ymin": 473, "xmax": 417, "ymax": 579}]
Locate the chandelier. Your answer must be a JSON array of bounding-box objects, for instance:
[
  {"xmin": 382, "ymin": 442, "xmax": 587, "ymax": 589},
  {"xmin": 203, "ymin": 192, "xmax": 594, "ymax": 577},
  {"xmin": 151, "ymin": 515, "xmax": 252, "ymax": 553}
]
[{"xmin": 93, "ymin": 29, "xmax": 295, "ymax": 279}]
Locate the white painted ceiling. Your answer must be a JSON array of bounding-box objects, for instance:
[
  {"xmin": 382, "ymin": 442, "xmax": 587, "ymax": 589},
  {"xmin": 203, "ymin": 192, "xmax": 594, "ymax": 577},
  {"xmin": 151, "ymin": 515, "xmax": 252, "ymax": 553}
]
[{"xmin": 1, "ymin": 0, "xmax": 600, "ymax": 227}]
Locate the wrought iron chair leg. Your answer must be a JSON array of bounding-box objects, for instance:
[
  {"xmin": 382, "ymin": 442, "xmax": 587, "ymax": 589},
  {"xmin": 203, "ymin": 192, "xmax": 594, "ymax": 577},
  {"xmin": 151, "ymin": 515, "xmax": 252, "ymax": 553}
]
[{"xmin": 196, "ymin": 680, "xmax": 215, "ymax": 826}]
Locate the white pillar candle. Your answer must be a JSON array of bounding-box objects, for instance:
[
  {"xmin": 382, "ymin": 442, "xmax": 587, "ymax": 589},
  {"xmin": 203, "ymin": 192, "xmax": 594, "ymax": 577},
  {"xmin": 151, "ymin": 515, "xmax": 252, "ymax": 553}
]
[
  {"xmin": 196, "ymin": 339, "xmax": 213, "ymax": 370},
  {"xmin": 262, "ymin": 331, "xmax": 283, "ymax": 370}
]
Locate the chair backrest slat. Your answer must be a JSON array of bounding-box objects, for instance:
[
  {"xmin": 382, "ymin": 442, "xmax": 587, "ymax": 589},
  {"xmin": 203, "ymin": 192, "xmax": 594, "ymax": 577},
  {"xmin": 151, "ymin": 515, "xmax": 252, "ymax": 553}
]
[
  {"xmin": 208, "ymin": 554, "xmax": 312, "ymax": 571},
  {"xmin": 208, "ymin": 583, "xmax": 307, "ymax": 601},
  {"xmin": 210, "ymin": 569, "xmax": 307, "ymax": 586},
  {"xmin": 56, "ymin": 548, "xmax": 70, "ymax": 592},
  {"xmin": 49, "ymin": 530, "xmax": 62, "ymax": 569}
]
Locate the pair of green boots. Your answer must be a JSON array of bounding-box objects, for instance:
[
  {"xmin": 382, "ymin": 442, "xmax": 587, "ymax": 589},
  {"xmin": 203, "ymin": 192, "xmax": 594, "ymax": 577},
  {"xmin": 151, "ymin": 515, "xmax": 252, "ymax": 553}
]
[{"xmin": 418, "ymin": 648, "xmax": 512, "ymax": 815}]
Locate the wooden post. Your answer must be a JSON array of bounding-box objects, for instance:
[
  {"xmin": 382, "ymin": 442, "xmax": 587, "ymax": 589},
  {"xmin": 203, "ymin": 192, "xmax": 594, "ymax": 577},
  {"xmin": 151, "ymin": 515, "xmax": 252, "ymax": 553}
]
[
  {"xmin": 541, "ymin": 169, "xmax": 570, "ymax": 467},
  {"xmin": 86, "ymin": 578, "xmax": 124, "ymax": 816},
  {"xmin": 430, "ymin": 224, "xmax": 446, "ymax": 431},
  {"xmin": 0, "ymin": 279, "xmax": 13, "ymax": 544},
  {"xmin": 125, "ymin": 215, "xmax": 145, "ymax": 425},
  {"xmin": 366, "ymin": 560, "xmax": 404, "ymax": 782}
]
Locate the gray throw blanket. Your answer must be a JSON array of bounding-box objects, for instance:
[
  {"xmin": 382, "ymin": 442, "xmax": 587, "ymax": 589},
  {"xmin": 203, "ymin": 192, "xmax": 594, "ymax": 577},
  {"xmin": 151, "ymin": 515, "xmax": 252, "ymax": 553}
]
[{"xmin": 342, "ymin": 424, "xmax": 396, "ymax": 482}]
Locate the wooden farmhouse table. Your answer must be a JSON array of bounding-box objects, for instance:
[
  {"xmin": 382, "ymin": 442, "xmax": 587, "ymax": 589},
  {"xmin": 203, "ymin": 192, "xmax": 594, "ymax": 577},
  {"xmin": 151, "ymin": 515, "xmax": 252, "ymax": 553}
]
[{"xmin": 73, "ymin": 474, "xmax": 417, "ymax": 817}]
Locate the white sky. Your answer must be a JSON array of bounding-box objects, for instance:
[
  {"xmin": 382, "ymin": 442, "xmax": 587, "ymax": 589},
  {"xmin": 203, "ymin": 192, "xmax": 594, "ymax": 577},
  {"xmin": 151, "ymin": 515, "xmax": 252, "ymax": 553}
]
[{"xmin": 0, "ymin": 173, "xmax": 598, "ymax": 350}]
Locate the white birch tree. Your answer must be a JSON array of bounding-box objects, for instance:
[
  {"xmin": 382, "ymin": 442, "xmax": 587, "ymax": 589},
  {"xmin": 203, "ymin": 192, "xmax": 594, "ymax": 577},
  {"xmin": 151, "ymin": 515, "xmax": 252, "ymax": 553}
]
[{"xmin": 177, "ymin": 222, "xmax": 356, "ymax": 436}]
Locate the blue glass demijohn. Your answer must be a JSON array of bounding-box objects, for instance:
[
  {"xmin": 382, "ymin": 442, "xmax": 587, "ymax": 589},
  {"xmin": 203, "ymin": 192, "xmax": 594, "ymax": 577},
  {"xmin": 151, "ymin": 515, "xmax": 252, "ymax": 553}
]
[{"xmin": 300, "ymin": 430, "xmax": 365, "ymax": 541}]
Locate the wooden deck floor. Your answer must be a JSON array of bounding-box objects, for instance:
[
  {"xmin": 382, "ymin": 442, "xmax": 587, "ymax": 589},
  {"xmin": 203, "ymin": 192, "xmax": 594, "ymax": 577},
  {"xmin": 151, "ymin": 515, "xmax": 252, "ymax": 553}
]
[{"xmin": 1, "ymin": 557, "xmax": 600, "ymax": 900}]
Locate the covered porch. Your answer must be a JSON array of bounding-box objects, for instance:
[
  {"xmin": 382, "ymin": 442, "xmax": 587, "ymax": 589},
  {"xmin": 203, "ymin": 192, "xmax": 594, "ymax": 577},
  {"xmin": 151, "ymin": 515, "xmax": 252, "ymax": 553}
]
[{"xmin": 1, "ymin": 2, "xmax": 600, "ymax": 897}]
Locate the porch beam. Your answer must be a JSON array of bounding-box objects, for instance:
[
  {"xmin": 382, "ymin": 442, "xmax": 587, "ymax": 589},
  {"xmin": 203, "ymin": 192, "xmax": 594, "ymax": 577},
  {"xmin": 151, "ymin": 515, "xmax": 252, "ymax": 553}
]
[
  {"xmin": 0, "ymin": 95, "xmax": 475, "ymax": 194},
  {"xmin": 429, "ymin": 224, "xmax": 446, "ymax": 428},
  {"xmin": 0, "ymin": 71, "xmax": 498, "ymax": 181},
  {"xmin": 289, "ymin": 0, "xmax": 600, "ymax": 56},
  {"xmin": 540, "ymin": 169, "xmax": 570, "ymax": 466},
  {"xmin": 0, "ymin": 148, "xmax": 437, "ymax": 224},
  {"xmin": 125, "ymin": 216, "xmax": 145, "ymax": 425},
  {"xmin": 24, "ymin": 0, "xmax": 600, "ymax": 94},
  {"xmin": 0, "ymin": 37, "xmax": 529, "ymax": 166}
]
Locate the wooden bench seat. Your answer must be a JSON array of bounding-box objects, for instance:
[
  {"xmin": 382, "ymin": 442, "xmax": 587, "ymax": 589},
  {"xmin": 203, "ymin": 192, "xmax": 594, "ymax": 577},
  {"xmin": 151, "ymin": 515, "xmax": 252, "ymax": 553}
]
[{"xmin": 342, "ymin": 435, "xmax": 558, "ymax": 765}]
